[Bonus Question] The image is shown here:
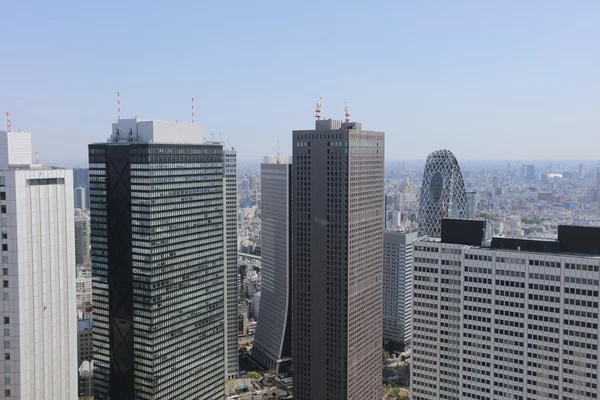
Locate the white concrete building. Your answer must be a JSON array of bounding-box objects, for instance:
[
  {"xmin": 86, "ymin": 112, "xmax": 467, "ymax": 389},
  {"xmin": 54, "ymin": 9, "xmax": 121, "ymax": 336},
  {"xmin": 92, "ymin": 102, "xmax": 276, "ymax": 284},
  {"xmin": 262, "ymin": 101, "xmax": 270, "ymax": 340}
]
[
  {"xmin": 411, "ymin": 219, "xmax": 600, "ymax": 400},
  {"xmin": 0, "ymin": 130, "xmax": 77, "ymax": 399},
  {"xmin": 383, "ymin": 230, "xmax": 417, "ymax": 347}
]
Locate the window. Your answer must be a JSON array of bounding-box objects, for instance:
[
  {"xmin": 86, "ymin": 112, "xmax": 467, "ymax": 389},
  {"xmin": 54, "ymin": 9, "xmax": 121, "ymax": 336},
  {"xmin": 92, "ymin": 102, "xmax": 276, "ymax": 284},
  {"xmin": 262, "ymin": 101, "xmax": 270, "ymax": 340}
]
[
  {"xmin": 2, "ymin": 244, "xmax": 7, "ymax": 251},
  {"xmin": 4, "ymin": 377, "xmax": 9, "ymax": 385},
  {"xmin": 2, "ymin": 293, "xmax": 7, "ymax": 301},
  {"xmin": 2, "ymin": 256, "xmax": 6, "ymax": 264},
  {"xmin": 2, "ymin": 269, "xmax": 6, "ymax": 276},
  {"xmin": 1, "ymin": 206, "xmax": 5, "ymax": 214},
  {"xmin": 4, "ymin": 353, "xmax": 9, "ymax": 360},
  {"xmin": 1, "ymin": 233, "xmax": 6, "ymax": 239},
  {"xmin": 3, "ymin": 329, "xmax": 8, "ymax": 336},
  {"xmin": 0, "ymin": 177, "xmax": 4, "ymax": 187},
  {"xmin": 2, "ymin": 281, "xmax": 7, "ymax": 288},
  {"xmin": 4, "ymin": 389, "xmax": 10, "ymax": 396},
  {"xmin": 3, "ymin": 317, "xmax": 8, "ymax": 324},
  {"xmin": 0, "ymin": 192, "xmax": 5, "ymax": 200},
  {"xmin": 4, "ymin": 365, "xmax": 9, "ymax": 373},
  {"xmin": 4, "ymin": 341, "xmax": 9, "ymax": 349},
  {"xmin": 0, "ymin": 218, "xmax": 5, "ymax": 228}
]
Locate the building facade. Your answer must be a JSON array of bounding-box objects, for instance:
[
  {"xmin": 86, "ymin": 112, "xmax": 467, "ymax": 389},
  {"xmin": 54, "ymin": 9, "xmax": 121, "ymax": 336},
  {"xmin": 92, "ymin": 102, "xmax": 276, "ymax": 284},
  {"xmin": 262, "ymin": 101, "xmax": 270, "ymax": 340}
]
[
  {"xmin": 74, "ymin": 186, "xmax": 87, "ymax": 209},
  {"xmin": 78, "ymin": 317, "xmax": 94, "ymax": 396},
  {"xmin": 418, "ymin": 149, "xmax": 468, "ymax": 237},
  {"xmin": 75, "ymin": 216, "xmax": 90, "ymax": 266},
  {"xmin": 223, "ymin": 149, "xmax": 239, "ymax": 379},
  {"xmin": 292, "ymin": 119, "xmax": 384, "ymax": 400},
  {"xmin": 412, "ymin": 219, "xmax": 600, "ymax": 400},
  {"xmin": 383, "ymin": 230, "xmax": 417, "ymax": 347},
  {"xmin": 0, "ymin": 130, "xmax": 78, "ymax": 399},
  {"xmin": 73, "ymin": 168, "xmax": 90, "ymax": 209},
  {"xmin": 90, "ymin": 118, "xmax": 225, "ymax": 400},
  {"xmin": 252, "ymin": 162, "xmax": 292, "ymax": 373}
]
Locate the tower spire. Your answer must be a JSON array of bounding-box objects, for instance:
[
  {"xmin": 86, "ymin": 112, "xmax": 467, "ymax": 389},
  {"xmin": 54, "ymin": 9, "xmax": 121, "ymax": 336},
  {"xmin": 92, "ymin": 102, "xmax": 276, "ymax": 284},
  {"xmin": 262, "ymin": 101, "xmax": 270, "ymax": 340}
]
[
  {"xmin": 315, "ymin": 97, "xmax": 322, "ymax": 120},
  {"xmin": 117, "ymin": 92, "xmax": 121, "ymax": 121},
  {"xmin": 344, "ymin": 102, "xmax": 350, "ymax": 123},
  {"xmin": 191, "ymin": 97, "xmax": 195, "ymax": 123},
  {"xmin": 5, "ymin": 112, "xmax": 11, "ymax": 132},
  {"xmin": 277, "ymin": 140, "xmax": 280, "ymax": 164}
]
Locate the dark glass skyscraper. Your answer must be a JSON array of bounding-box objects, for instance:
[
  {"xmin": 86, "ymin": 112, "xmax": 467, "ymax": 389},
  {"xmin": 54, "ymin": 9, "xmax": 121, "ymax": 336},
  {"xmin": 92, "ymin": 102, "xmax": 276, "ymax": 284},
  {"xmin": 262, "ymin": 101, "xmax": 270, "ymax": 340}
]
[
  {"xmin": 252, "ymin": 161, "xmax": 292, "ymax": 373},
  {"xmin": 90, "ymin": 118, "xmax": 225, "ymax": 400},
  {"xmin": 292, "ymin": 119, "xmax": 384, "ymax": 400}
]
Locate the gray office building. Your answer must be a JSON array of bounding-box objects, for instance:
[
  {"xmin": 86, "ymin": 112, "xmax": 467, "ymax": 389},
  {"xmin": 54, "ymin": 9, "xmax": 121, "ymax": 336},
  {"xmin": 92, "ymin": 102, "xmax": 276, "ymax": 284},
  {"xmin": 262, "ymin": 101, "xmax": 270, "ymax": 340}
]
[
  {"xmin": 89, "ymin": 118, "xmax": 225, "ymax": 400},
  {"xmin": 223, "ymin": 149, "xmax": 239, "ymax": 378},
  {"xmin": 292, "ymin": 119, "xmax": 384, "ymax": 400},
  {"xmin": 73, "ymin": 167, "xmax": 90, "ymax": 208},
  {"xmin": 383, "ymin": 230, "xmax": 417, "ymax": 347},
  {"xmin": 74, "ymin": 186, "xmax": 87, "ymax": 209},
  {"xmin": 252, "ymin": 161, "xmax": 292, "ymax": 373}
]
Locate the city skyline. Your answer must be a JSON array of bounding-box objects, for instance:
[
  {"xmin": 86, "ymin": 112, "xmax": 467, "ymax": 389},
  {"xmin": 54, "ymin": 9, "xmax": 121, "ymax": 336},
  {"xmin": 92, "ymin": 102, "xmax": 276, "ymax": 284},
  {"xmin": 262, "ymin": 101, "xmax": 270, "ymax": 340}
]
[{"xmin": 2, "ymin": 1, "xmax": 600, "ymax": 161}]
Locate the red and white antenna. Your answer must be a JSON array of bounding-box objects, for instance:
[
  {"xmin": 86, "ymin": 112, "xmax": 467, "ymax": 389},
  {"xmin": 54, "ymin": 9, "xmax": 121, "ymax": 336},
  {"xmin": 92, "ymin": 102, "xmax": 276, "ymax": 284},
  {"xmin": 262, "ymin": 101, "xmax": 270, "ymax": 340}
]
[
  {"xmin": 315, "ymin": 97, "xmax": 322, "ymax": 120},
  {"xmin": 277, "ymin": 140, "xmax": 280, "ymax": 164},
  {"xmin": 117, "ymin": 92, "xmax": 121, "ymax": 121},
  {"xmin": 5, "ymin": 112, "xmax": 11, "ymax": 132},
  {"xmin": 191, "ymin": 97, "xmax": 195, "ymax": 123},
  {"xmin": 344, "ymin": 102, "xmax": 350, "ymax": 123}
]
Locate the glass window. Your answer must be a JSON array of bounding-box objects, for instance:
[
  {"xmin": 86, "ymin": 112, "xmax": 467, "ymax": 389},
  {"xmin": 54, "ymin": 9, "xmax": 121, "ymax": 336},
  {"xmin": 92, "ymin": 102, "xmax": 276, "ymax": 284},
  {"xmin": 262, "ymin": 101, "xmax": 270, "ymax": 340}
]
[
  {"xmin": 3, "ymin": 329, "xmax": 8, "ymax": 336},
  {"xmin": 4, "ymin": 341, "xmax": 9, "ymax": 349}
]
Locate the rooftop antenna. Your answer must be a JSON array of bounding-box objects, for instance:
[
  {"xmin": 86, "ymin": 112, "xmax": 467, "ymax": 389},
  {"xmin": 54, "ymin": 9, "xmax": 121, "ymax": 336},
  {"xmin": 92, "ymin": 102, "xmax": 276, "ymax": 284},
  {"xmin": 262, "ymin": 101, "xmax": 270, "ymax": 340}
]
[
  {"xmin": 277, "ymin": 140, "xmax": 280, "ymax": 164},
  {"xmin": 211, "ymin": 132, "xmax": 214, "ymax": 142},
  {"xmin": 315, "ymin": 97, "xmax": 322, "ymax": 120},
  {"xmin": 191, "ymin": 97, "xmax": 195, "ymax": 123},
  {"xmin": 35, "ymin": 152, "xmax": 40, "ymax": 163},
  {"xmin": 5, "ymin": 112, "xmax": 11, "ymax": 132},
  {"xmin": 117, "ymin": 92, "xmax": 121, "ymax": 121},
  {"xmin": 344, "ymin": 102, "xmax": 350, "ymax": 123}
]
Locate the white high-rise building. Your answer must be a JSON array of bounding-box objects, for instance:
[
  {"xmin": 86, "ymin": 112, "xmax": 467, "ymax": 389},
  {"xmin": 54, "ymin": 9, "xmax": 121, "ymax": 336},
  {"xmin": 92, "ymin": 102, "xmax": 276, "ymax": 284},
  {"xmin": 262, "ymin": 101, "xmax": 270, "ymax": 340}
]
[
  {"xmin": 0, "ymin": 130, "xmax": 77, "ymax": 399},
  {"xmin": 383, "ymin": 230, "xmax": 417, "ymax": 347},
  {"xmin": 412, "ymin": 219, "xmax": 600, "ymax": 400}
]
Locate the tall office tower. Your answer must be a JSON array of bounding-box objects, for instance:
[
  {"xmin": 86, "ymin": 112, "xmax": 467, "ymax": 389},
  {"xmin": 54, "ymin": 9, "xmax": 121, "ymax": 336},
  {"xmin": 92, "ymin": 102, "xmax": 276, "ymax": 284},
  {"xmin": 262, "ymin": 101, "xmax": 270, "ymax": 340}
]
[
  {"xmin": 252, "ymin": 161, "xmax": 292, "ymax": 373},
  {"xmin": 0, "ymin": 130, "xmax": 78, "ymax": 398},
  {"xmin": 223, "ymin": 149, "xmax": 239, "ymax": 378},
  {"xmin": 579, "ymin": 163, "xmax": 586, "ymax": 179},
  {"xmin": 412, "ymin": 218, "xmax": 600, "ymax": 400},
  {"xmin": 74, "ymin": 186, "xmax": 87, "ymax": 209},
  {"xmin": 73, "ymin": 168, "xmax": 90, "ymax": 208},
  {"xmin": 418, "ymin": 149, "xmax": 468, "ymax": 237},
  {"xmin": 466, "ymin": 191, "xmax": 477, "ymax": 219},
  {"xmin": 89, "ymin": 118, "xmax": 225, "ymax": 400},
  {"xmin": 251, "ymin": 175, "xmax": 257, "ymax": 191},
  {"xmin": 383, "ymin": 230, "xmax": 417, "ymax": 348},
  {"xmin": 292, "ymin": 118, "xmax": 384, "ymax": 400},
  {"xmin": 526, "ymin": 164, "xmax": 536, "ymax": 180},
  {"xmin": 491, "ymin": 175, "xmax": 500, "ymax": 190}
]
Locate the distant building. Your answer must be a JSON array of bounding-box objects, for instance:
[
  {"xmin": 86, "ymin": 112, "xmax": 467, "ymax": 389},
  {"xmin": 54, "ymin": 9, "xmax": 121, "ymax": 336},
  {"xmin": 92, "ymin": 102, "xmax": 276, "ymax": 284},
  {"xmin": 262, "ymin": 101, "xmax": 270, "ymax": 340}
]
[
  {"xmin": 579, "ymin": 163, "xmax": 586, "ymax": 179},
  {"xmin": 418, "ymin": 149, "xmax": 469, "ymax": 237},
  {"xmin": 76, "ymin": 274, "xmax": 92, "ymax": 313},
  {"xmin": 73, "ymin": 168, "xmax": 89, "ymax": 208},
  {"xmin": 251, "ymin": 175, "xmax": 257, "ymax": 190},
  {"xmin": 78, "ymin": 317, "xmax": 93, "ymax": 396},
  {"xmin": 491, "ymin": 175, "xmax": 500, "ymax": 191},
  {"xmin": 252, "ymin": 161, "xmax": 292, "ymax": 373},
  {"xmin": 74, "ymin": 186, "xmax": 87, "ymax": 209},
  {"xmin": 466, "ymin": 191, "xmax": 478, "ymax": 218},
  {"xmin": 0, "ymin": 129, "xmax": 78, "ymax": 398},
  {"xmin": 292, "ymin": 118, "xmax": 384, "ymax": 400},
  {"xmin": 412, "ymin": 219, "xmax": 600, "ymax": 400},
  {"xmin": 526, "ymin": 164, "xmax": 536, "ymax": 180},
  {"xmin": 383, "ymin": 230, "xmax": 418, "ymax": 348},
  {"xmin": 74, "ymin": 216, "xmax": 90, "ymax": 266},
  {"xmin": 251, "ymin": 291, "xmax": 261, "ymax": 319}
]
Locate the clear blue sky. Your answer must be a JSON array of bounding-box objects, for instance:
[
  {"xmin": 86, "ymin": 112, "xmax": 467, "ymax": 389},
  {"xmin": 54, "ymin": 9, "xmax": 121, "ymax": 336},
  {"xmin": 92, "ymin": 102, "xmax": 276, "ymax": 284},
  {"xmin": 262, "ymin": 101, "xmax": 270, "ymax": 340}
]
[{"xmin": 1, "ymin": 0, "xmax": 599, "ymax": 164}]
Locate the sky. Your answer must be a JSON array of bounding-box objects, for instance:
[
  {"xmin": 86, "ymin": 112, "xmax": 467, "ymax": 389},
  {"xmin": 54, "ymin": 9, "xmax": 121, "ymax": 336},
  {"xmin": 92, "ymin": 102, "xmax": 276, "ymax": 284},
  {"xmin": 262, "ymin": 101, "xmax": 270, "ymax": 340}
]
[{"xmin": 1, "ymin": 0, "xmax": 599, "ymax": 164}]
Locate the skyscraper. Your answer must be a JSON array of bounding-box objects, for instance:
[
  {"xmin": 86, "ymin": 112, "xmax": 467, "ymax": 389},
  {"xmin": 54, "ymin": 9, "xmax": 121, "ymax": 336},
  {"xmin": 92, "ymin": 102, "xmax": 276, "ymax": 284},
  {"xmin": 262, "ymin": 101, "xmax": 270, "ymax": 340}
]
[
  {"xmin": 0, "ymin": 130, "xmax": 78, "ymax": 398},
  {"xmin": 412, "ymin": 219, "xmax": 600, "ymax": 400},
  {"xmin": 90, "ymin": 118, "xmax": 225, "ymax": 400},
  {"xmin": 252, "ymin": 161, "xmax": 292, "ymax": 373},
  {"xmin": 74, "ymin": 186, "xmax": 87, "ymax": 209},
  {"xmin": 418, "ymin": 149, "xmax": 468, "ymax": 237},
  {"xmin": 466, "ymin": 191, "xmax": 477, "ymax": 219},
  {"xmin": 526, "ymin": 164, "xmax": 536, "ymax": 180},
  {"xmin": 223, "ymin": 149, "xmax": 239, "ymax": 378},
  {"xmin": 292, "ymin": 118, "xmax": 384, "ymax": 400},
  {"xmin": 73, "ymin": 168, "xmax": 90, "ymax": 208},
  {"xmin": 383, "ymin": 230, "xmax": 417, "ymax": 348},
  {"xmin": 579, "ymin": 162, "xmax": 586, "ymax": 179}
]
